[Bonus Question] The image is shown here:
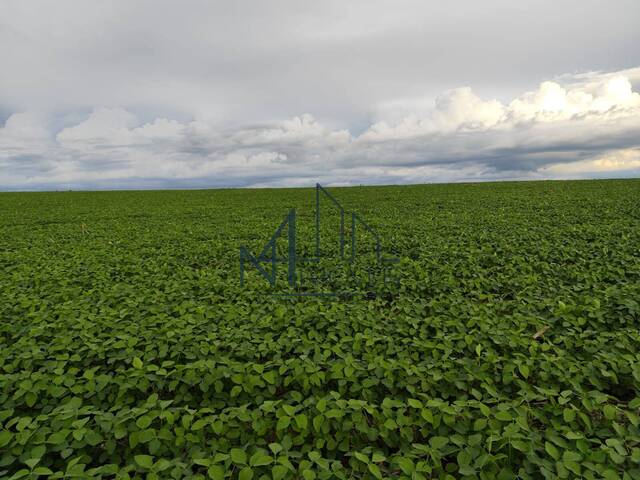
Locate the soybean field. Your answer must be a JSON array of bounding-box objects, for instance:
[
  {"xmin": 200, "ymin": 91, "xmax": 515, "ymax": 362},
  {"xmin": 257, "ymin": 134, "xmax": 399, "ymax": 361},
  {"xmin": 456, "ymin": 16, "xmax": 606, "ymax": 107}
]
[{"xmin": 1, "ymin": 179, "xmax": 640, "ymax": 479}]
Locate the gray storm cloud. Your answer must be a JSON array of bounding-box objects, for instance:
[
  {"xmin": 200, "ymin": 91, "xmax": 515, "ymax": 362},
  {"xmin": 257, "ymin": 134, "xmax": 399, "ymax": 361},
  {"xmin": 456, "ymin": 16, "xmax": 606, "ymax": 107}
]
[{"xmin": 1, "ymin": 1, "xmax": 639, "ymax": 189}]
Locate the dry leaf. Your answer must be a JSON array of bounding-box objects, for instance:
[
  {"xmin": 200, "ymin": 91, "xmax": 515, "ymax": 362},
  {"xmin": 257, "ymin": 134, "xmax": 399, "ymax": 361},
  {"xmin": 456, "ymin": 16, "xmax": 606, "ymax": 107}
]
[{"xmin": 533, "ymin": 325, "xmax": 550, "ymax": 340}]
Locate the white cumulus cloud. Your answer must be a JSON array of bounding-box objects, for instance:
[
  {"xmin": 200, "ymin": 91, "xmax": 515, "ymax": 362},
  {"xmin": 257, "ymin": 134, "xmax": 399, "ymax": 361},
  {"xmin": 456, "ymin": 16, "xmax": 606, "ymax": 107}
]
[{"xmin": 1, "ymin": 67, "xmax": 640, "ymax": 189}]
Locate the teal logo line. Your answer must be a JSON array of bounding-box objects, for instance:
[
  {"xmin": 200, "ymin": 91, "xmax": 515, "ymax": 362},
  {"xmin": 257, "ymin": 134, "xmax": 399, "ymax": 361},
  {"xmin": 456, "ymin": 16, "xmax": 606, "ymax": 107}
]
[{"xmin": 239, "ymin": 183, "xmax": 399, "ymax": 297}]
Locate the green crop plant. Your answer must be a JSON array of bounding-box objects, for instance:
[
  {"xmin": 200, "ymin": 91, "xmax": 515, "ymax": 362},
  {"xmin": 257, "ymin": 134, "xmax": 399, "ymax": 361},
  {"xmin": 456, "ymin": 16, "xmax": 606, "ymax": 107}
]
[{"xmin": 0, "ymin": 179, "xmax": 639, "ymax": 478}]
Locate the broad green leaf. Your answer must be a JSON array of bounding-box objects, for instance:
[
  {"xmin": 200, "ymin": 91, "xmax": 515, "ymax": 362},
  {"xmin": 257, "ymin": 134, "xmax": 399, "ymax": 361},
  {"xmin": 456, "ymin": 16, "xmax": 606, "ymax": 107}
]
[
  {"xmin": 249, "ymin": 452, "xmax": 273, "ymax": 466},
  {"xmin": 602, "ymin": 470, "xmax": 621, "ymax": 480},
  {"xmin": 459, "ymin": 465, "xmax": 476, "ymax": 476},
  {"xmin": 545, "ymin": 442, "xmax": 560, "ymax": 460},
  {"xmin": 276, "ymin": 416, "xmax": 291, "ymax": 431},
  {"xmin": 512, "ymin": 441, "xmax": 528, "ymax": 452},
  {"xmin": 231, "ymin": 448, "xmax": 247, "ymax": 465},
  {"xmin": 238, "ymin": 466, "xmax": 253, "ymax": 480},
  {"xmin": 32, "ymin": 467, "xmax": 53, "ymax": 476},
  {"xmin": 24, "ymin": 458, "xmax": 40, "ymax": 469},
  {"xmin": 154, "ymin": 459, "xmax": 172, "ymax": 471},
  {"xmin": 495, "ymin": 411, "xmax": 512, "ymax": 421},
  {"xmin": 397, "ymin": 457, "xmax": 414, "ymax": 474},
  {"xmin": 8, "ymin": 469, "xmax": 29, "ymax": 480},
  {"xmin": 473, "ymin": 419, "xmax": 487, "ymax": 431},
  {"xmin": 302, "ymin": 470, "xmax": 316, "ymax": 480},
  {"xmin": 325, "ymin": 409, "xmax": 343, "ymax": 419},
  {"xmin": 207, "ymin": 465, "xmax": 225, "ymax": 480},
  {"xmin": 0, "ymin": 430, "xmax": 13, "ymax": 448},
  {"xmin": 134, "ymin": 455, "xmax": 154, "ymax": 469},
  {"xmin": 272, "ymin": 465, "xmax": 288, "ymax": 480},
  {"xmin": 353, "ymin": 452, "xmax": 368, "ymax": 463},
  {"xmin": 603, "ymin": 405, "xmax": 616, "ymax": 420},
  {"xmin": 269, "ymin": 443, "xmax": 283, "ymax": 455},
  {"xmin": 191, "ymin": 418, "xmax": 208, "ymax": 430},
  {"xmin": 295, "ymin": 414, "xmax": 308, "ymax": 430},
  {"xmin": 563, "ymin": 408, "xmax": 576, "ymax": 423},
  {"xmin": 368, "ymin": 463, "xmax": 383, "ymax": 479},
  {"xmin": 429, "ymin": 437, "xmax": 449, "ymax": 449},
  {"xmin": 136, "ymin": 416, "xmax": 152, "ymax": 429},
  {"xmin": 371, "ymin": 453, "xmax": 385, "ymax": 463}
]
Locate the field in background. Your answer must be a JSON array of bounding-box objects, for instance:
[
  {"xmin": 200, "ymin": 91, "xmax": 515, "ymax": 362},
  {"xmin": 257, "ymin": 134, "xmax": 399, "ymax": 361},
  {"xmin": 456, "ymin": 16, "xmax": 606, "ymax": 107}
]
[{"xmin": 1, "ymin": 179, "xmax": 639, "ymax": 479}]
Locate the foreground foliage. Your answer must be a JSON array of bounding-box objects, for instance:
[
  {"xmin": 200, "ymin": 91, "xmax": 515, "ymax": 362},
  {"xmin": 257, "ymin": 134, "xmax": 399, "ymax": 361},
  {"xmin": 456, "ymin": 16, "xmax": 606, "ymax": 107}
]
[{"xmin": 1, "ymin": 179, "xmax": 639, "ymax": 479}]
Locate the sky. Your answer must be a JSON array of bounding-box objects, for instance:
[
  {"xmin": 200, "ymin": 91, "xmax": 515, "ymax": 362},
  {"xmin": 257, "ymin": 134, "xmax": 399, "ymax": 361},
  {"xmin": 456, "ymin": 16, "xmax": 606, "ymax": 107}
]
[{"xmin": 1, "ymin": 0, "xmax": 640, "ymax": 190}]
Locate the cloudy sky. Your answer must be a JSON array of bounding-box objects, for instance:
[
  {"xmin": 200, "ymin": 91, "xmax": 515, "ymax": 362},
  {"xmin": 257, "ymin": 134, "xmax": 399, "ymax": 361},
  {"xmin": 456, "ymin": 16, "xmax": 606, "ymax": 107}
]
[{"xmin": 1, "ymin": 1, "xmax": 640, "ymax": 190}]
